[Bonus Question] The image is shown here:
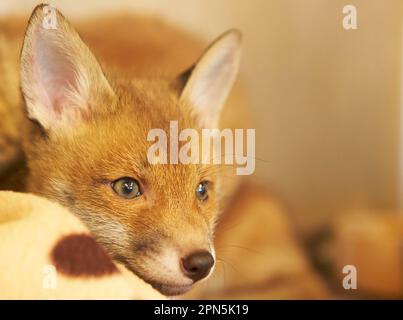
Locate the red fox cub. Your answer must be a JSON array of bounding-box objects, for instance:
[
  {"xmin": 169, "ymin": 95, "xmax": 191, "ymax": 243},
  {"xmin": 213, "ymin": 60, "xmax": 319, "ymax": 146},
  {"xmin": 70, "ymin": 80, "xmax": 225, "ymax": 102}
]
[{"xmin": 0, "ymin": 4, "xmax": 327, "ymax": 298}]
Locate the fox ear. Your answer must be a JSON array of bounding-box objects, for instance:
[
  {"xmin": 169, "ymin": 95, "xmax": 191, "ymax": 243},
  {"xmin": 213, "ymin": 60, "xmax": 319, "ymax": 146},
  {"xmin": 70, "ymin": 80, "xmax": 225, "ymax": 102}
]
[
  {"xmin": 177, "ymin": 30, "xmax": 242, "ymax": 128},
  {"xmin": 20, "ymin": 4, "xmax": 114, "ymax": 132}
]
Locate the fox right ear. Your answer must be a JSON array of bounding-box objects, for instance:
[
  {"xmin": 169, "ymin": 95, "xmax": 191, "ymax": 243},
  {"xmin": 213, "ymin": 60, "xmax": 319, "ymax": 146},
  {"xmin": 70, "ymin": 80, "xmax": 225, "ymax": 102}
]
[
  {"xmin": 20, "ymin": 4, "xmax": 114, "ymax": 133},
  {"xmin": 176, "ymin": 30, "xmax": 242, "ymax": 128}
]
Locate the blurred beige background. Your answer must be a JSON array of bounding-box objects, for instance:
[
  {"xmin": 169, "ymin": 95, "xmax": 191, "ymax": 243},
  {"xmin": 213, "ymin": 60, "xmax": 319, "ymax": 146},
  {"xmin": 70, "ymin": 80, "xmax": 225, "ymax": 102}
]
[{"xmin": 1, "ymin": 0, "xmax": 401, "ymax": 235}]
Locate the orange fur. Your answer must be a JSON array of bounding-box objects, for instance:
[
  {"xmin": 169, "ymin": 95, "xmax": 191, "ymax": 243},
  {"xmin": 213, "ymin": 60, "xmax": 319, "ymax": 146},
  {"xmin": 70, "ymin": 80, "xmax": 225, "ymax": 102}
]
[
  {"xmin": 0, "ymin": 4, "xmax": 327, "ymax": 298},
  {"xmin": 15, "ymin": 4, "xmax": 245, "ymax": 296}
]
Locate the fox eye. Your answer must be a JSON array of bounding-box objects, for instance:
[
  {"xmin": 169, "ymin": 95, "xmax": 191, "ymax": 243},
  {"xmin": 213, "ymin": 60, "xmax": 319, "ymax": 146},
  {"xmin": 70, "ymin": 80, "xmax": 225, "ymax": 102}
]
[
  {"xmin": 196, "ymin": 181, "xmax": 209, "ymax": 201},
  {"xmin": 112, "ymin": 177, "xmax": 141, "ymax": 199}
]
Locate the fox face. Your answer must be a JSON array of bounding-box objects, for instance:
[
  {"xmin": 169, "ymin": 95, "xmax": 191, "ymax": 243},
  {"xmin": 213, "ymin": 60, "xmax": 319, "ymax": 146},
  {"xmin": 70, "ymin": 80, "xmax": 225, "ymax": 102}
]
[{"xmin": 20, "ymin": 5, "xmax": 241, "ymax": 295}]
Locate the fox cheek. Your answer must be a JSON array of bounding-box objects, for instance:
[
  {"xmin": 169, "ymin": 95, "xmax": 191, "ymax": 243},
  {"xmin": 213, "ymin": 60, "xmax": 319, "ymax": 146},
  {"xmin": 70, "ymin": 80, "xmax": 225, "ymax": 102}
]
[{"xmin": 133, "ymin": 239, "xmax": 158, "ymax": 254}]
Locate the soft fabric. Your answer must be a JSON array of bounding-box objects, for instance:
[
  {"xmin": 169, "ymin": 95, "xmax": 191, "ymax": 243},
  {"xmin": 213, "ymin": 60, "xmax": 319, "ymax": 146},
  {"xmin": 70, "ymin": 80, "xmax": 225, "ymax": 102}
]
[{"xmin": 0, "ymin": 191, "xmax": 164, "ymax": 299}]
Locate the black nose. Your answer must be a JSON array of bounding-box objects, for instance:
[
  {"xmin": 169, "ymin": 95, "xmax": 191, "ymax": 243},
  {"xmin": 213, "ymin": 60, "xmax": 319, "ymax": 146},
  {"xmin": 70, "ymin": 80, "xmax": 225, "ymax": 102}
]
[{"xmin": 181, "ymin": 251, "xmax": 214, "ymax": 282}]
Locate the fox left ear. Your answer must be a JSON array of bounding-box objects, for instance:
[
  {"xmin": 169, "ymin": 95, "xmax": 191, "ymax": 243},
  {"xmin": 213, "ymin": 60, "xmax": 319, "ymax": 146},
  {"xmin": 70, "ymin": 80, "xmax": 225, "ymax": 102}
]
[
  {"xmin": 176, "ymin": 30, "xmax": 242, "ymax": 128},
  {"xmin": 20, "ymin": 4, "xmax": 115, "ymax": 133}
]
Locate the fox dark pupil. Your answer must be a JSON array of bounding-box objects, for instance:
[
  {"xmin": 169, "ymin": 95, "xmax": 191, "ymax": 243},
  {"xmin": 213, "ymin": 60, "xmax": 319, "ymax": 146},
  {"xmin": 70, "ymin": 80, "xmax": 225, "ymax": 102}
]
[
  {"xmin": 197, "ymin": 185, "xmax": 205, "ymax": 195},
  {"xmin": 122, "ymin": 182, "xmax": 133, "ymax": 194},
  {"xmin": 196, "ymin": 182, "xmax": 208, "ymax": 200}
]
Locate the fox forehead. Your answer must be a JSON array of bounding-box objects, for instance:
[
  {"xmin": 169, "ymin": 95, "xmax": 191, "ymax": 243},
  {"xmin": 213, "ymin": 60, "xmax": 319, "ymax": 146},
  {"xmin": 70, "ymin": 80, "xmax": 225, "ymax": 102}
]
[
  {"xmin": 60, "ymin": 81, "xmax": 200, "ymax": 169},
  {"xmin": 108, "ymin": 79, "xmax": 200, "ymax": 139},
  {"xmin": 42, "ymin": 119, "xmax": 206, "ymax": 196},
  {"xmin": 106, "ymin": 78, "xmax": 192, "ymax": 124}
]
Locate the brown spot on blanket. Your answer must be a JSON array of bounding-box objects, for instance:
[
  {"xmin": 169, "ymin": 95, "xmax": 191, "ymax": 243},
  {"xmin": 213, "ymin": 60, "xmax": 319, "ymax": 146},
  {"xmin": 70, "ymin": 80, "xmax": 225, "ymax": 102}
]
[{"xmin": 51, "ymin": 234, "xmax": 118, "ymax": 277}]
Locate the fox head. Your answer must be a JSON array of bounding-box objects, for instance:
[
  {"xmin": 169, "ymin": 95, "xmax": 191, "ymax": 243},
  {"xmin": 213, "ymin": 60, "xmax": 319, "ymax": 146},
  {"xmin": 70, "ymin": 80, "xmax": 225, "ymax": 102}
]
[{"xmin": 20, "ymin": 5, "xmax": 241, "ymax": 295}]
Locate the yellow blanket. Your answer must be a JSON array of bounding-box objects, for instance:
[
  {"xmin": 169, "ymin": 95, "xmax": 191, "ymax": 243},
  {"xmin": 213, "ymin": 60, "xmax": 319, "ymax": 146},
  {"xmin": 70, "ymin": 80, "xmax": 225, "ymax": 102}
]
[{"xmin": 0, "ymin": 191, "xmax": 164, "ymax": 299}]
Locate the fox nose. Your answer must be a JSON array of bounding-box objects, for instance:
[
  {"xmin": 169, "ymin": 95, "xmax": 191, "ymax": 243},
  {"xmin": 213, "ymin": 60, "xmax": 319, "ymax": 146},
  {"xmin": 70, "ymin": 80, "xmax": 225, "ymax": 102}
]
[{"xmin": 181, "ymin": 251, "xmax": 214, "ymax": 282}]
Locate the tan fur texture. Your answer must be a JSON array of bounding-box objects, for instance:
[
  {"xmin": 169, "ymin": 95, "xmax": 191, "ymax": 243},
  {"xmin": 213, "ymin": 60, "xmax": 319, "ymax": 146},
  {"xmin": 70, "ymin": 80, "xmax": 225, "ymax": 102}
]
[
  {"xmin": 0, "ymin": 33, "xmax": 22, "ymax": 176},
  {"xmin": 330, "ymin": 210, "xmax": 403, "ymax": 298}
]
